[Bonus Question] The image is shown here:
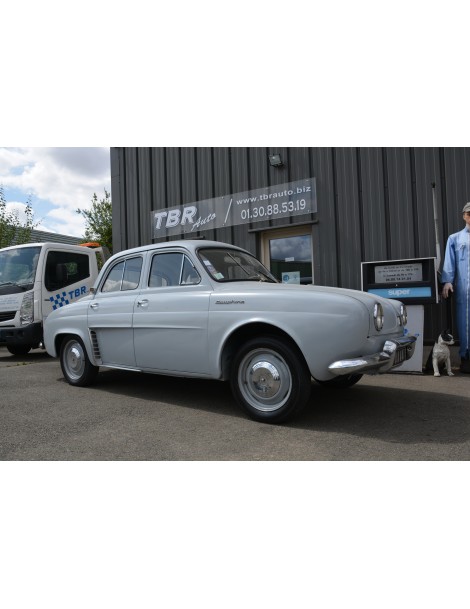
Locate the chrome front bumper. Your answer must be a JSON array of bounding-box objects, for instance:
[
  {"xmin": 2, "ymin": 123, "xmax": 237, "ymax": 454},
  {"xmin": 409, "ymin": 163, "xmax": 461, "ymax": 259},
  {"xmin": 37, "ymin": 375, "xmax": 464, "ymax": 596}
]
[{"xmin": 328, "ymin": 336, "xmax": 417, "ymax": 376}]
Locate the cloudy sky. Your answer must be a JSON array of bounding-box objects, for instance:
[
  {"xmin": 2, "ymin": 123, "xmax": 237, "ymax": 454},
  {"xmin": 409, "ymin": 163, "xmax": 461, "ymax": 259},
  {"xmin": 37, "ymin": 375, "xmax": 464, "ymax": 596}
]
[{"xmin": 0, "ymin": 147, "xmax": 111, "ymax": 237}]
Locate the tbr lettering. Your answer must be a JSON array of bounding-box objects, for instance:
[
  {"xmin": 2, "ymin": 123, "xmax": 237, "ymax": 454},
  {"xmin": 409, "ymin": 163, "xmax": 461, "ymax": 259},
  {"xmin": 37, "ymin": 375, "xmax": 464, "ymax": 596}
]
[
  {"xmin": 154, "ymin": 206, "xmax": 198, "ymax": 229},
  {"xmin": 69, "ymin": 286, "xmax": 87, "ymax": 299},
  {"xmin": 153, "ymin": 206, "xmax": 216, "ymax": 232}
]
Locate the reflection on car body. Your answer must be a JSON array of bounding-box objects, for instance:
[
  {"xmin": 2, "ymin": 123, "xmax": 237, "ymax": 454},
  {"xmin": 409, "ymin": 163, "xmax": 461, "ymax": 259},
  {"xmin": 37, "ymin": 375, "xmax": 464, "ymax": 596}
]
[{"xmin": 44, "ymin": 240, "xmax": 416, "ymax": 423}]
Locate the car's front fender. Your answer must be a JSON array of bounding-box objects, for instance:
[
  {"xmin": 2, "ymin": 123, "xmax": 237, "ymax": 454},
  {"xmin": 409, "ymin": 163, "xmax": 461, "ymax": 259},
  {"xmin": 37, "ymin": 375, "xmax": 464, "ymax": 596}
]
[{"xmin": 43, "ymin": 302, "xmax": 91, "ymax": 359}]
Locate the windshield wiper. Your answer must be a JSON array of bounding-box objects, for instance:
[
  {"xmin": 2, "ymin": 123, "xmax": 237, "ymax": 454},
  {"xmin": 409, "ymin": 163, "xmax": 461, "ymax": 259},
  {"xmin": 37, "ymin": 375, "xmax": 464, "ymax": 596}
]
[
  {"xmin": 253, "ymin": 269, "xmax": 276, "ymax": 282},
  {"xmin": 0, "ymin": 281, "xmax": 29, "ymax": 290},
  {"xmin": 244, "ymin": 273, "xmax": 274, "ymax": 282}
]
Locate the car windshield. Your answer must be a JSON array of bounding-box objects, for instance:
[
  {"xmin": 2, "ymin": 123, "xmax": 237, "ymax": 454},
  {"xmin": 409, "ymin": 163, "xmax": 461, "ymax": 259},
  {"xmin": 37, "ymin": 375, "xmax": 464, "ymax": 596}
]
[
  {"xmin": 198, "ymin": 247, "xmax": 277, "ymax": 283},
  {"xmin": 0, "ymin": 246, "xmax": 41, "ymax": 294}
]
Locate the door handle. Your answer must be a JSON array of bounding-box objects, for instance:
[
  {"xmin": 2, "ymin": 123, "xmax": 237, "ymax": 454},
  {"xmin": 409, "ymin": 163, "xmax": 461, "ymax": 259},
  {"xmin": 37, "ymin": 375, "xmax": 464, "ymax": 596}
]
[
  {"xmin": 137, "ymin": 299, "xmax": 149, "ymax": 307},
  {"xmin": 90, "ymin": 303, "xmax": 99, "ymax": 309}
]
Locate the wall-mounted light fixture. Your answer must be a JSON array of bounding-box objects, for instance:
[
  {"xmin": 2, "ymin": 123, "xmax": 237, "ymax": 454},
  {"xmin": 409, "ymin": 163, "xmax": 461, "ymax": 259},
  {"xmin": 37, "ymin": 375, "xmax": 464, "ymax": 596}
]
[{"xmin": 269, "ymin": 153, "xmax": 283, "ymax": 167}]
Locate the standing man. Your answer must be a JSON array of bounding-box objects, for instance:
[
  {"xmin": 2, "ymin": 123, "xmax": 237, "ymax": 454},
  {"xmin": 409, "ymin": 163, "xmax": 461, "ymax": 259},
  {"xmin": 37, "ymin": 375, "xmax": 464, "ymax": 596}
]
[{"xmin": 442, "ymin": 202, "xmax": 470, "ymax": 373}]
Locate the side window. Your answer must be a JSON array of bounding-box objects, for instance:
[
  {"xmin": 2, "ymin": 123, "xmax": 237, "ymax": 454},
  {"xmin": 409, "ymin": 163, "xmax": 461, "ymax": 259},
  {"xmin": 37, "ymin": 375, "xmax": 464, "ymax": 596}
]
[
  {"xmin": 149, "ymin": 253, "xmax": 200, "ymax": 287},
  {"xmin": 102, "ymin": 257, "xmax": 143, "ymax": 293},
  {"xmin": 45, "ymin": 251, "xmax": 90, "ymax": 292},
  {"xmin": 181, "ymin": 255, "xmax": 201, "ymax": 285}
]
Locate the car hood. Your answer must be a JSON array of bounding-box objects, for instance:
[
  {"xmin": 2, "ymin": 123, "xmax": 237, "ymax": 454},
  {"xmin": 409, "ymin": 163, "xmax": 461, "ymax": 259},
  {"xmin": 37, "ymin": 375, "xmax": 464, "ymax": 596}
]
[
  {"xmin": 213, "ymin": 281, "xmax": 400, "ymax": 308},
  {"xmin": 211, "ymin": 281, "xmax": 403, "ymax": 334}
]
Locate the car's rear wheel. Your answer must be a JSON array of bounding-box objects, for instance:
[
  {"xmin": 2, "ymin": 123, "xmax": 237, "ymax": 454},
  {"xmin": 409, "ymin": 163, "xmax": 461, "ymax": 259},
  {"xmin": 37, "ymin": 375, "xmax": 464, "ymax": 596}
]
[
  {"xmin": 230, "ymin": 336, "xmax": 311, "ymax": 423},
  {"xmin": 60, "ymin": 336, "xmax": 99, "ymax": 386},
  {"xmin": 315, "ymin": 374, "xmax": 363, "ymax": 388}
]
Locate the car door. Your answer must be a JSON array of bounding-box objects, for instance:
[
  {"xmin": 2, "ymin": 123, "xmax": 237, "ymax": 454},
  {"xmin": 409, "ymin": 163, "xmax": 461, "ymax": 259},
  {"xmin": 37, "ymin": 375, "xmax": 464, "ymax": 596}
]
[
  {"xmin": 133, "ymin": 251, "xmax": 211, "ymax": 374},
  {"xmin": 88, "ymin": 255, "xmax": 144, "ymax": 367}
]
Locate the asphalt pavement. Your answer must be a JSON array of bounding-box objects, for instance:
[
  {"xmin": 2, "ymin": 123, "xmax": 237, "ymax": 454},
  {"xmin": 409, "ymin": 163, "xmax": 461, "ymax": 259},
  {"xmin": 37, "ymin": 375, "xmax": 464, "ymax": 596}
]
[{"xmin": 1, "ymin": 346, "xmax": 470, "ymax": 460}]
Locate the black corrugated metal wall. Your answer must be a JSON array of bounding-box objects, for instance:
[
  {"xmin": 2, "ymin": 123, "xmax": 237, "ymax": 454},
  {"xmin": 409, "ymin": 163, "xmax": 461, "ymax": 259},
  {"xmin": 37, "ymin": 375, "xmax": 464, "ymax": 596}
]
[{"xmin": 110, "ymin": 147, "xmax": 470, "ymax": 344}]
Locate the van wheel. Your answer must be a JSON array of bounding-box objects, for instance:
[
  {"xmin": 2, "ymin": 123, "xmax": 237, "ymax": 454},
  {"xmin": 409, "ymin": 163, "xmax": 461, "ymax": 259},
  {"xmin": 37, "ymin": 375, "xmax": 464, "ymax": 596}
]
[
  {"xmin": 231, "ymin": 336, "xmax": 311, "ymax": 424},
  {"xmin": 60, "ymin": 336, "xmax": 98, "ymax": 386},
  {"xmin": 7, "ymin": 345, "xmax": 31, "ymax": 356}
]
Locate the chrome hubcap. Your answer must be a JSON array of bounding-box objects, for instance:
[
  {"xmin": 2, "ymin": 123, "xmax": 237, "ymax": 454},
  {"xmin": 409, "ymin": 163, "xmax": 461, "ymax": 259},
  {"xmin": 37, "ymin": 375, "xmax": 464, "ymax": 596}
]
[
  {"xmin": 250, "ymin": 361, "xmax": 281, "ymax": 398},
  {"xmin": 238, "ymin": 348, "xmax": 292, "ymax": 412},
  {"xmin": 64, "ymin": 341, "xmax": 85, "ymax": 380}
]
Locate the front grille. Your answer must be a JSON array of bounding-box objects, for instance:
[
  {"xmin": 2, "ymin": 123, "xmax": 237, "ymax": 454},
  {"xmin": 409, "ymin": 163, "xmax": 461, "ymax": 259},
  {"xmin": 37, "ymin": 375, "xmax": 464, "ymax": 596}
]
[
  {"xmin": 394, "ymin": 345, "xmax": 407, "ymax": 365},
  {"xmin": 0, "ymin": 311, "xmax": 16, "ymax": 323}
]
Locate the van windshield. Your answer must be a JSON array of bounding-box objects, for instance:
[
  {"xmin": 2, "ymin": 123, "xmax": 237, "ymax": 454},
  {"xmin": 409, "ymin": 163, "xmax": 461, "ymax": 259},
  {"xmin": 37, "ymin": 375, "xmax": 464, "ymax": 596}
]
[{"xmin": 0, "ymin": 246, "xmax": 41, "ymax": 294}]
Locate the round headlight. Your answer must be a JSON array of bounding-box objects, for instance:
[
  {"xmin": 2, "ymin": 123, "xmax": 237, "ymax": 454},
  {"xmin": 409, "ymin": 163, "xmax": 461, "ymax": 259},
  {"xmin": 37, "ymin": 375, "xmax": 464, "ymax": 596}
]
[
  {"xmin": 374, "ymin": 302, "xmax": 384, "ymax": 331},
  {"xmin": 400, "ymin": 304, "xmax": 407, "ymax": 326}
]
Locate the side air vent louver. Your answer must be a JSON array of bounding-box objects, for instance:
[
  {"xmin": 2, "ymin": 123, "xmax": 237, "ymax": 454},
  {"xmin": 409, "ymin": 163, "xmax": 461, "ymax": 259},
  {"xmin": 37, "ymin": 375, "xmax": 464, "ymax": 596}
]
[{"xmin": 90, "ymin": 331, "xmax": 102, "ymax": 364}]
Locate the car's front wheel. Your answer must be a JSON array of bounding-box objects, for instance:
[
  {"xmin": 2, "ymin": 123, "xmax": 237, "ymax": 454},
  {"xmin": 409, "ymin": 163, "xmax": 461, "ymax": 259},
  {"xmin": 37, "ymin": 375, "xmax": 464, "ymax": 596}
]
[
  {"xmin": 60, "ymin": 336, "xmax": 99, "ymax": 386},
  {"xmin": 231, "ymin": 336, "xmax": 311, "ymax": 423}
]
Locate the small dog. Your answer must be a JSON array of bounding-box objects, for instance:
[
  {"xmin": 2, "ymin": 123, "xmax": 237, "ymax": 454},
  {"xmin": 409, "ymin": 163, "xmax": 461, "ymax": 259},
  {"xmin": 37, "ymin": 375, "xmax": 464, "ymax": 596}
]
[{"xmin": 432, "ymin": 330, "xmax": 455, "ymax": 377}]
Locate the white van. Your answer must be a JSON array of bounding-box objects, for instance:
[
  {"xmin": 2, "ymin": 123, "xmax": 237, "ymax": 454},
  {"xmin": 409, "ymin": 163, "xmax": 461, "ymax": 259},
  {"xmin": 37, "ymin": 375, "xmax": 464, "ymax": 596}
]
[{"xmin": 0, "ymin": 242, "xmax": 108, "ymax": 356}]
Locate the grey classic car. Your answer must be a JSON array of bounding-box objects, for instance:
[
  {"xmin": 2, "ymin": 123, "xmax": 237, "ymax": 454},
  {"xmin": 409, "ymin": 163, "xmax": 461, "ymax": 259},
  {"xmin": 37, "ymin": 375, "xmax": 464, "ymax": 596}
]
[{"xmin": 44, "ymin": 240, "xmax": 416, "ymax": 423}]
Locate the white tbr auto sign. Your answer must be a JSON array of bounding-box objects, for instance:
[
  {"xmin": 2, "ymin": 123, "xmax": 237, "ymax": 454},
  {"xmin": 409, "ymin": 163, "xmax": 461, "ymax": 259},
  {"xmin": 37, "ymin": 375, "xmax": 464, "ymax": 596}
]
[{"xmin": 151, "ymin": 178, "xmax": 317, "ymax": 238}]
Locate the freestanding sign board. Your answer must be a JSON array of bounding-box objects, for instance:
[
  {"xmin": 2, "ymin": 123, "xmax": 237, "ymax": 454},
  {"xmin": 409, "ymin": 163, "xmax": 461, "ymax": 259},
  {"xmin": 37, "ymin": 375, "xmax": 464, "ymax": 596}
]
[
  {"xmin": 361, "ymin": 257, "xmax": 438, "ymax": 373},
  {"xmin": 361, "ymin": 257, "xmax": 438, "ymax": 305}
]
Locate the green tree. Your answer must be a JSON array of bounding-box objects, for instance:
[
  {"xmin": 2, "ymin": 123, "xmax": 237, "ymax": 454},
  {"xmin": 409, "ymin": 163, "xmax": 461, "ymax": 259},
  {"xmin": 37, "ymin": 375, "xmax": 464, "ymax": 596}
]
[
  {"xmin": 77, "ymin": 189, "xmax": 113, "ymax": 253},
  {"xmin": 0, "ymin": 185, "xmax": 39, "ymax": 249}
]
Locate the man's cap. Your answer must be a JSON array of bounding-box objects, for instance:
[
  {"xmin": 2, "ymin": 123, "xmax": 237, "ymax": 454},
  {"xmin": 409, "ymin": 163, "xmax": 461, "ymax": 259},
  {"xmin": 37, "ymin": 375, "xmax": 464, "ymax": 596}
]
[{"xmin": 463, "ymin": 202, "xmax": 470, "ymax": 213}]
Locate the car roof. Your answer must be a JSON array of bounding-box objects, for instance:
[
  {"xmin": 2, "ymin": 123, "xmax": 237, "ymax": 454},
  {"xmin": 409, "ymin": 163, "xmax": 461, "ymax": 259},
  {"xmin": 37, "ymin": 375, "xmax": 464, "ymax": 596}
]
[{"xmin": 109, "ymin": 240, "xmax": 248, "ymax": 260}]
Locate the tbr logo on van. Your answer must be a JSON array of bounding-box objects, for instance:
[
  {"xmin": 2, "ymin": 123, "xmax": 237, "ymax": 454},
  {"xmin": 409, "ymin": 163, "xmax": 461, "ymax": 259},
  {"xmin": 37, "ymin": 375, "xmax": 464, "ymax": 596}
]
[{"xmin": 49, "ymin": 286, "xmax": 87, "ymax": 310}]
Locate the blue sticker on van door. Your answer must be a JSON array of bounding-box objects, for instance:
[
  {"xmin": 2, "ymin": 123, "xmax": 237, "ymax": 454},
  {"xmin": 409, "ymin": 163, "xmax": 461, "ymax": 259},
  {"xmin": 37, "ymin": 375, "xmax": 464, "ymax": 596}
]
[{"xmin": 49, "ymin": 285, "xmax": 87, "ymax": 309}]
